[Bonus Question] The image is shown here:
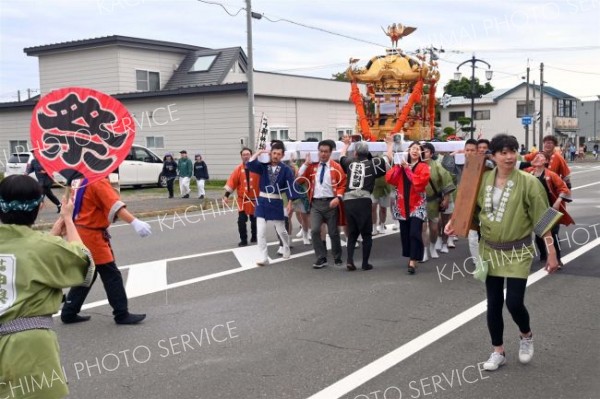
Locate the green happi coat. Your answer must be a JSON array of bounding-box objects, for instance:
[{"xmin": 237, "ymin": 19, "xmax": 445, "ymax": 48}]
[
  {"xmin": 0, "ymin": 225, "xmax": 93, "ymax": 399},
  {"xmin": 425, "ymin": 158, "xmax": 456, "ymax": 220},
  {"xmin": 476, "ymin": 169, "xmax": 562, "ymax": 279}
]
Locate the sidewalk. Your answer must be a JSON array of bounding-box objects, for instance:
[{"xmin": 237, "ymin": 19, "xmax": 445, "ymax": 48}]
[{"xmin": 35, "ymin": 187, "xmax": 221, "ymax": 229}]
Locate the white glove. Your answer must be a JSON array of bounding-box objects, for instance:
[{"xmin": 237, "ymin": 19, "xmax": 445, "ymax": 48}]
[{"xmin": 131, "ymin": 218, "xmax": 152, "ymax": 238}]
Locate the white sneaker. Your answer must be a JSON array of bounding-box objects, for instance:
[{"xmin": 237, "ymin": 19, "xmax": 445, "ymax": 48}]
[
  {"xmin": 372, "ymin": 225, "xmax": 379, "ymax": 235},
  {"xmin": 295, "ymin": 228, "xmax": 303, "ymax": 238},
  {"xmin": 447, "ymin": 236, "xmax": 456, "ymax": 248},
  {"xmin": 440, "ymin": 244, "xmax": 449, "ymax": 253},
  {"xmin": 277, "ymin": 246, "xmax": 284, "ymax": 255},
  {"xmin": 419, "ymin": 248, "xmax": 429, "ymax": 263},
  {"xmin": 429, "ymin": 243, "xmax": 439, "ymax": 259},
  {"xmin": 392, "ymin": 223, "xmax": 399, "ymax": 231},
  {"xmin": 256, "ymin": 259, "xmax": 269, "ymax": 266},
  {"xmin": 435, "ymin": 237, "xmax": 443, "ymax": 251},
  {"xmin": 518, "ymin": 335, "xmax": 534, "ymax": 364},
  {"xmin": 283, "ymin": 247, "xmax": 291, "ymax": 259},
  {"xmin": 377, "ymin": 224, "xmax": 386, "ymax": 234},
  {"xmin": 302, "ymin": 231, "xmax": 311, "ymax": 245},
  {"xmin": 483, "ymin": 352, "xmax": 506, "ymax": 371}
]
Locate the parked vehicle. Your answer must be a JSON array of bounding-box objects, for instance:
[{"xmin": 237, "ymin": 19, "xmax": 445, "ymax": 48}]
[
  {"xmin": 4, "ymin": 152, "xmax": 33, "ymax": 177},
  {"xmin": 119, "ymin": 145, "xmax": 166, "ymax": 187},
  {"xmin": 3, "ymin": 146, "xmax": 165, "ymax": 188}
]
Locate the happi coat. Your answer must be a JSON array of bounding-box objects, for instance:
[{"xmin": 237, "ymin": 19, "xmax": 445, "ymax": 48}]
[
  {"xmin": 0, "ymin": 225, "xmax": 93, "ymax": 399},
  {"xmin": 476, "ymin": 169, "xmax": 563, "ymax": 279},
  {"xmin": 246, "ymin": 159, "xmax": 299, "ymax": 220},
  {"xmin": 224, "ymin": 163, "xmax": 260, "ymax": 215}
]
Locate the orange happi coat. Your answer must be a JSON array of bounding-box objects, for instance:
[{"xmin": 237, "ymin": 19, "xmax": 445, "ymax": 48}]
[{"xmin": 224, "ymin": 163, "xmax": 260, "ymax": 215}]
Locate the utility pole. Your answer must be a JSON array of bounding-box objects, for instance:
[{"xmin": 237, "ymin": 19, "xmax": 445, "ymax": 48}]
[
  {"xmin": 246, "ymin": 0, "xmax": 256, "ymax": 150},
  {"xmin": 539, "ymin": 62, "xmax": 544, "ymax": 146},
  {"xmin": 532, "ymin": 79, "xmax": 536, "ymax": 147},
  {"xmin": 524, "ymin": 64, "xmax": 530, "ymax": 149}
]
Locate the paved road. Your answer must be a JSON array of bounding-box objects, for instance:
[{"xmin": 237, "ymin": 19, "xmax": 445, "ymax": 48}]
[{"xmin": 41, "ymin": 165, "xmax": 600, "ymax": 398}]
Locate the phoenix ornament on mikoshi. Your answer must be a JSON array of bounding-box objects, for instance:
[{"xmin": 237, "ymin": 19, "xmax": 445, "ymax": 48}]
[{"xmin": 30, "ymin": 87, "xmax": 135, "ymax": 186}]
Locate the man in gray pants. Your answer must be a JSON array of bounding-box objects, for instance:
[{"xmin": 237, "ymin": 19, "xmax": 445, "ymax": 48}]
[{"xmin": 298, "ymin": 140, "xmax": 347, "ymax": 268}]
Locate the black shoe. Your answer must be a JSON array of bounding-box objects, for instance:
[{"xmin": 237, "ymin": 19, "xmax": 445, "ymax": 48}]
[
  {"xmin": 199, "ymin": 195, "xmax": 205, "ymax": 199},
  {"xmin": 238, "ymin": 241, "xmax": 248, "ymax": 247},
  {"xmin": 313, "ymin": 258, "xmax": 328, "ymax": 269},
  {"xmin": 61, "ymin": 314, "xmax": 91, "ymax": 324},
  {"xmin": 407, "ymin": 265, "xmax": 416, "ymax": 275},
  {"xmin": 115, "ymin": 313, "xmax": 146, "ymax": 325},
  {"xmin": 362, "ymin": 264, "xmax": 373, "ymax": 271},
  {"xmin": 56, "ymin": 204, "xmax": 62, "ymax": 214},
  {"xmin": 250, "ymin": 237, "xmax": 257, "ymax": 243},
  {"xmin": 334, "ymin": 258, "xmax": 343, "ymax": 267},
  {"xmin": 168, "ymin": 195, "xmax": 174, "ymax": 199},
  {"xmin": 182, "ymin": 194, "xmax": 190, "ymax": 199},
  {"xmin": 347, "ymin": 263, "xmax": 357, "ymax": 271}
]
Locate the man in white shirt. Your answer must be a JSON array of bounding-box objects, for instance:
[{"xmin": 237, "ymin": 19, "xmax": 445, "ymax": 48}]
[{"xmin": 298, "ymin": 140, "xmax": 347, "ymax": 268}]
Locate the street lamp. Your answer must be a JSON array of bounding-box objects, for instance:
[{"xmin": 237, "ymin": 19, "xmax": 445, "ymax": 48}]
[{"xmin": 455, "ymin": 55, "xmax": 493, "ymax": 139}]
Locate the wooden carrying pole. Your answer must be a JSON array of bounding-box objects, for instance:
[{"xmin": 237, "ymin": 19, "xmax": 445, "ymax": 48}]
[{"xmin": 450, "ymin": 154, "xmax": 486, "ymax": 237}]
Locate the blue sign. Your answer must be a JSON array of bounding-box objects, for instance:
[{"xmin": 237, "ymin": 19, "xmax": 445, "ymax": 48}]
[{"xmin": 522, "ymin": 115, "xmax": 533, "ymax": 126}]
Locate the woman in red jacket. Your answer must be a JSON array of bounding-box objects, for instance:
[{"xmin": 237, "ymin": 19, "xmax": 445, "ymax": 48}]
[{"xmin": 386, "ymin": 142, "xmax": 431, "ymax": 274}]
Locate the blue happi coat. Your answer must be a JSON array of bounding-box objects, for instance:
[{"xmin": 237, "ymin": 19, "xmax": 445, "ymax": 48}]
[{"xmin": 246, "ymin": 159, "xmax": 299, "ymax": 220}]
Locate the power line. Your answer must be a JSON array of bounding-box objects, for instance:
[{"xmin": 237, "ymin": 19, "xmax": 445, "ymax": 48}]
[
  {"xmin": 197, "ymin": 0, "xmax": 388, "ymax": 48},
  {"xmin": 259, "ymin": 14, "xmax": 388, "ymax": 48},
  {"xmin": 196, "ymin": 0, "xmax": 244, "ymax": 17},
  {"xmin": 458, "ymin": 45, "xmax": 600, "ymax": 54},
  {"xmin": 545, "ymin": 65, "xmax": 600, "ymax": 76}
]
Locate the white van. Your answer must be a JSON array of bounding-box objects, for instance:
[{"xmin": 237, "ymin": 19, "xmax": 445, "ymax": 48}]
[
  {"xmin": 3, "ymin": 146, "xmax": 165, "ymax": 188},
  {"xmin": 119, "ymin": 145, "xmax": 165, "ymax": 187},
  {"xmin": 4, "ymin": 152, "xmax": 33, "ymax": 177}
]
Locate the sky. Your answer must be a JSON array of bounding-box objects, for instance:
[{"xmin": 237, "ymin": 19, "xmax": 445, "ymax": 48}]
[{"xmin": 1, "ymin": 0, "xmax": 599, "ymax": 102}]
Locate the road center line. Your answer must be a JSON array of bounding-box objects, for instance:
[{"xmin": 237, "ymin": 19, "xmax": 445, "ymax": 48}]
[{"xmin": 306, "ymin": 237, "xmax": 600, "ymax": 399}]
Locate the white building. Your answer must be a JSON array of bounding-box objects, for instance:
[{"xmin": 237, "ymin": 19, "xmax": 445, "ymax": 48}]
[
  {"xmin": 440, "ymin": 82, "xmax": 580, "ymax": 148},
  {"xmin": 0, "ymin": 35, "xmax": 358, "ymax": 178}
]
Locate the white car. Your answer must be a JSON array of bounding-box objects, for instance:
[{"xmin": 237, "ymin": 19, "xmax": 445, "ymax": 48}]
[
  {"xmin": 4, "ymin": 152, "xmax": 33, "ymax": 177},
  {"xmin": 119, "ymin": 145, "xmax": 166, "ymax": 187},
  {"xmin": 3, "ymin": 146, "xmax": 165, "ymax": 188}
]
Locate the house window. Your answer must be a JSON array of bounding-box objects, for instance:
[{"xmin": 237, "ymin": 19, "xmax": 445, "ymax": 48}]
[
  {"xmin": 136, "ymin": 70, "xmax": 160, "ymax": 91},
  {"xmin": 305, "ymin": 131, "xmax": 322, "ymax": 141},
  {"xmin": 146, "ymin": 136, "xmax": 164, "ymax": 149},
  {"xmin": 516, "ymin": 100, "xmax": 535, "ymax": 117},
  {"xmin": 337, "ymin": 128, "xmax": 353, "ymax": 139},
  {"xmin": 557, "ymin": 99, "xmax": 576, "ymax": 117},
  {"xmin": 9, "ymin": 140, "xmax": 28, "ymax": 153},
  {"xmin": 270, "ymin": 129, "xmax": 289, "ymax": 141},
  {"xmin": 449, "ymin": 111, "xmax": 465, "ymax": 121},
  {"xmin": 474, "ymin": 110, "xmax": 490, "ymax": 120},
  {"xmin": 191, "ymin": 55, "xmax": 217, "ymax": 72}
]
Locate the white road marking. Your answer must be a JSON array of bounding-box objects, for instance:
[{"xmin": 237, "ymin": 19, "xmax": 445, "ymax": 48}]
[
  {"xmin": 54, "ymin": 226, "xmax": 398, "ymax": 316},
  {"xmin": 306, "ymin": 237, "xmax": 600, "ymax": 399},
  {"xmin": 125, "ymin": 260, "xmax": 167, "ymax": 297},
  {"xmin": 571, "ymin": 181, "xmax": 600, "ymax": 190}
]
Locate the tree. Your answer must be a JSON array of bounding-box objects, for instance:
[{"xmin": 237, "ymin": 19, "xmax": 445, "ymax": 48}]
[
  {"xmin": 332, "ymin": 71, "xmax": 350, "ymax": 82},
  {"xmin": 443, "ymin": 77, "xmax": 494, "ymax": 98}
]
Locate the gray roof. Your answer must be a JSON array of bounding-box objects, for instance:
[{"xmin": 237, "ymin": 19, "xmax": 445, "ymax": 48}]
[
  {"xmin": 447, "ymin": 82, "xmax": 579, "ymax": 107},
  {"xmin": 164, "ymin": 47, "xmax": 247, "ymax": 89},
  {"xmin": 447, "ymin": 87, "xmax": 511, "ymax": 106},
  {"xmin": 24, "ymin": 35, "xmax": 204, "ymax": 56},
  {"xmin": 0, "ymin": 83, "xmax": 247, "ymax": 110}
]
